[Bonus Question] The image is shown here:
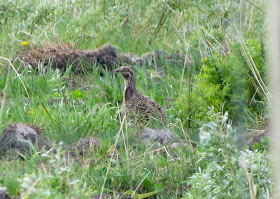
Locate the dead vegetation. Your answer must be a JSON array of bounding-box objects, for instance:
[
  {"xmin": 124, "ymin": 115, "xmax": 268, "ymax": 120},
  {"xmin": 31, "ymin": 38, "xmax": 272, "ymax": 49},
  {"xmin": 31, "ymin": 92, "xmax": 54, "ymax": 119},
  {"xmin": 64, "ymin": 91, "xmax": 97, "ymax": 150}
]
[
  {"xmin": 18, "ymin": 43, "xmax": 119, "ymax": 72},
  {"xmin": 17, "ymin": 43, "xmax": 185, "ymax": 73}
]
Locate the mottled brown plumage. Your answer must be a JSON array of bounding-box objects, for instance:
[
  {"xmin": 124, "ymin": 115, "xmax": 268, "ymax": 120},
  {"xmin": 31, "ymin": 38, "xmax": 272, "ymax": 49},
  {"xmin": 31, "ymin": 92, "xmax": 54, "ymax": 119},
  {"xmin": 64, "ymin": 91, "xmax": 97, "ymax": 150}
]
[{"xmin": 116, "ymin": 66, "xmax": 167, "ymax": 124}]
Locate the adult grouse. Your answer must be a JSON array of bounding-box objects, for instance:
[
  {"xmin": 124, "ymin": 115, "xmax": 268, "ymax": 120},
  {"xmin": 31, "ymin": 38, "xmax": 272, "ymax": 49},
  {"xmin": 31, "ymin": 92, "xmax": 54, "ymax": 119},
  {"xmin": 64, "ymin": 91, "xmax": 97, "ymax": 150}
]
[{"xmin": 116, "ymin": 66, "xmax": 167, "ymax": 124}]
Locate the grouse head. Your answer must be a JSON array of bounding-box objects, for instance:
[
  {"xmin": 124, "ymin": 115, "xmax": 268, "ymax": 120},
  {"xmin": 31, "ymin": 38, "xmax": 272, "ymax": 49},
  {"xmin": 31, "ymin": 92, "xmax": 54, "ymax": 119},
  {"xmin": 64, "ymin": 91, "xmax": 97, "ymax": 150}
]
[{"xmin": 115, "ymin": 66, "xmax": 135, "ymax": 81}]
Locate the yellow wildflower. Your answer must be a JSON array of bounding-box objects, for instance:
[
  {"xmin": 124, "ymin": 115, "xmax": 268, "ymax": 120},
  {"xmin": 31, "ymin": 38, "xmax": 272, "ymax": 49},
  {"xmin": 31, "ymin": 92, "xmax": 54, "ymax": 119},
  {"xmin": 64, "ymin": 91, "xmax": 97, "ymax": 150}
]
[
  {"xmin": 38, "ymin": 105, "xmax": 50, "ymax": 113},
  {"xmin": 21, "ymin": 41, "xmax": 28, "ymax": 46},
  {"xmin": 28, "ymin": 108, "xmax": 35, "ymax": 115}
]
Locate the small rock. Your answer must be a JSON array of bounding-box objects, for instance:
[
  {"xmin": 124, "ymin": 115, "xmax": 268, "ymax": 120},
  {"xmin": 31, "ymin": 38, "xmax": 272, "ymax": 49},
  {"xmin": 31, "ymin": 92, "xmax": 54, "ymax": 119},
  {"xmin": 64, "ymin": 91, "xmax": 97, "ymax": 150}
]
[
  {"xmin": 68, "ymin": 137, "xmax": 99, "ymax": 156},
  {"xmin": 0, "ymin": 187, "xmax": 11, "ymax": 199},
  {"xmin": 0, "ymin": 123, "xmax": 52, "ymax": 156},
  {"xmin": 137, "ymin": 127, "xmax": 188, "ymax": 156},
  {"xmin": 140, "ymin": 127, "xmax": 180, "ymax": 145}
]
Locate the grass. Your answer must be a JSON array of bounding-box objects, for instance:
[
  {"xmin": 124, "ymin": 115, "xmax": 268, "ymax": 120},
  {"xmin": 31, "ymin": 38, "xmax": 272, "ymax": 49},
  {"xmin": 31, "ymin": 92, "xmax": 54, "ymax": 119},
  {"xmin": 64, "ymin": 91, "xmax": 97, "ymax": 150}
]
[{"xmin": 0, "ymin": 0, "xmax": 271, "ymax": 198}]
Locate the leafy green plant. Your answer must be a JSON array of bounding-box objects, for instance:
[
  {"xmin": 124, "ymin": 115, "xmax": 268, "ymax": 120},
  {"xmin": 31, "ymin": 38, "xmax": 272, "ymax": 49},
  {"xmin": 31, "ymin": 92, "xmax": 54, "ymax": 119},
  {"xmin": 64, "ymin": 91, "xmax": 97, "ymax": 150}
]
[
  {"xmin": 175, "ymin": 40, "xmax": 267, "ymax": 134},
  {"xmin": 183, "ymin": 110, "xmax": 271, "ymax": 198}
]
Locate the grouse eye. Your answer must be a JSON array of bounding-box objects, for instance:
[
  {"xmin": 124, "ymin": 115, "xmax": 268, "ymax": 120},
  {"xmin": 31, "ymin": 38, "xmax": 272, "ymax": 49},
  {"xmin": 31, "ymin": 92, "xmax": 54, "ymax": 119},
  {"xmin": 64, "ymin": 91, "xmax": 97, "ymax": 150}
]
[{"xmin": 123, "ymin": 73, "xmax": 130, "ymax": 79}]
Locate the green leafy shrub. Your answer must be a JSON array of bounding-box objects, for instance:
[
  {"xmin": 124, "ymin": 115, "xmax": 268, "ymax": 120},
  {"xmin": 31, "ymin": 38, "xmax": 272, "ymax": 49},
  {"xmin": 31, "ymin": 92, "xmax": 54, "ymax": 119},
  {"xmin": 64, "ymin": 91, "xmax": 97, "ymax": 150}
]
[
  {"xmin": 175, "ymin": 40, "xmax": 267, "ymax": 132},
  {"xmin": 183, "ymin": 110, "xmax": 271, "ymax": 198}
]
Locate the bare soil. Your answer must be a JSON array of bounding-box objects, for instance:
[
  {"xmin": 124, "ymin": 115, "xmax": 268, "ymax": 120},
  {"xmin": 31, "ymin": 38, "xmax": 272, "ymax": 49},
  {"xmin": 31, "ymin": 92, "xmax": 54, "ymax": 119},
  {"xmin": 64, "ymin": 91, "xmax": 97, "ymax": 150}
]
[
  {"xmin": 18, "ymin": 43, "xmax": 119, "ymax": 72},
  {"xmin": 17, "ymin": 43, "xmax": 186, "ymax": 73}
]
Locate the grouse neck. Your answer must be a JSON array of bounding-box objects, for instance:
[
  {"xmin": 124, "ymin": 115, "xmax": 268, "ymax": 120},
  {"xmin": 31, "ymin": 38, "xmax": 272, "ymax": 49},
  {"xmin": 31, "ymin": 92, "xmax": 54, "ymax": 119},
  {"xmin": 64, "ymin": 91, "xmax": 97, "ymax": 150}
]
[
  {"xmin": 124, "ymin": 78, "xmax": 138, "ymax": 101},
  {"xmin": 125, "ymin": 77, "xmax": 137, "ymax": 93}
]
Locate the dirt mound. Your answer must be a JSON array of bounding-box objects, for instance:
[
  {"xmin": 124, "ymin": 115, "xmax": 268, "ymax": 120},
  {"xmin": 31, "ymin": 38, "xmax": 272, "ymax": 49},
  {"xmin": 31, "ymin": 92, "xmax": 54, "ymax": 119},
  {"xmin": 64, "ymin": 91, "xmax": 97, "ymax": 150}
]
[
  {"xmin": 18, "ymin": 43, "xmax": 120, "ymax": 72},
  {"xmin": 18, "ymin": 43, "xmax": 186, "ymax": 73},
  {"xmin": 119, "ymin": 50, "xmax": 186, "ymax": 68},
  {"xmin": 0, "ymin": 123, "xmax": 51, "ymax": 156},
  {"xmin": 138, "ymin": 50, "xmax": 185, "ymax": 66}
]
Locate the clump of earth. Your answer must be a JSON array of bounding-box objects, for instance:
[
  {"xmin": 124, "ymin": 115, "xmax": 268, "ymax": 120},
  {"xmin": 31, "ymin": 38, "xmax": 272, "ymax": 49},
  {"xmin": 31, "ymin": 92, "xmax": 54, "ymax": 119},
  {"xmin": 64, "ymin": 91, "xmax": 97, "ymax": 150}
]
[
  {"xmin": 0, "ymin": 187, "xmax": 12, "ymax": 199},
  {"xmin": 0, "ymin": 123, "xmax": 99, "ymax": 161},
  {"xmin": 17, "ymin": 43, "xmax": 185, "ymax": 73},
  {"xmin": 0, "ymin": 123, "xmax": 51, "ymax": 156}
]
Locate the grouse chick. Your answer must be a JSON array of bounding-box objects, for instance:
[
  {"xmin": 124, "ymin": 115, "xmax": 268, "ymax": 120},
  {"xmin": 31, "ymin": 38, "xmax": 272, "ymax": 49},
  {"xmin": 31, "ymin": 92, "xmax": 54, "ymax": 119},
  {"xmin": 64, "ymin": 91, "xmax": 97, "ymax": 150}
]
[{"xmin": 116, "ymin": 66, "xmax": 167, "ymax": 124}]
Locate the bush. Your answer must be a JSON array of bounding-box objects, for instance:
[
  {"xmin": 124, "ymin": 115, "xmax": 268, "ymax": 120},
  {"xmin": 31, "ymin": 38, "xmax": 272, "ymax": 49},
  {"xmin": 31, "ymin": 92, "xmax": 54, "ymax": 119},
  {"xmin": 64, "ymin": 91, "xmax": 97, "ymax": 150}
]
[
  {"xmin": 175, "ymin": 40, "xmax": 267, "ymax": 132},
  {"xmin": 183, "ymin": 110, "xmax": 271, "ymax": 198}
]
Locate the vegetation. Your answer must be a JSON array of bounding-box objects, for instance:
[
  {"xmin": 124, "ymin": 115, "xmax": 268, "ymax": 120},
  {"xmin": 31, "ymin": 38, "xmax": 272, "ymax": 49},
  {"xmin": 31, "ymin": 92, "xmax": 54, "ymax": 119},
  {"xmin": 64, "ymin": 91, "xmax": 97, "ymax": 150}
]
[{"xmin": 0, "ymin": 0, "xmax": 271, "ymax": 198}]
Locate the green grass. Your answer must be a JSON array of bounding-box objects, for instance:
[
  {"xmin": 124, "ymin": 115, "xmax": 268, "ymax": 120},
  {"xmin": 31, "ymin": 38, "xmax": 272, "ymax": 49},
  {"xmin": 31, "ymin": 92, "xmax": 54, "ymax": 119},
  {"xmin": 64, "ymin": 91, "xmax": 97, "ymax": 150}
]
[{"xmin": 0, "ymin": 0, "xmax": 271, "ymax": 198}]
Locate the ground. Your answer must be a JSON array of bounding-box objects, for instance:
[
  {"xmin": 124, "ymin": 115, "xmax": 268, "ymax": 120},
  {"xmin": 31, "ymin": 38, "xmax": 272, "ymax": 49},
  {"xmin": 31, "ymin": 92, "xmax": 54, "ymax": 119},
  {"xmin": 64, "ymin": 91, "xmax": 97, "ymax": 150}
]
[{"xmin": 0, "ymin": 0, "xmax": 271, "ymax": 198}]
